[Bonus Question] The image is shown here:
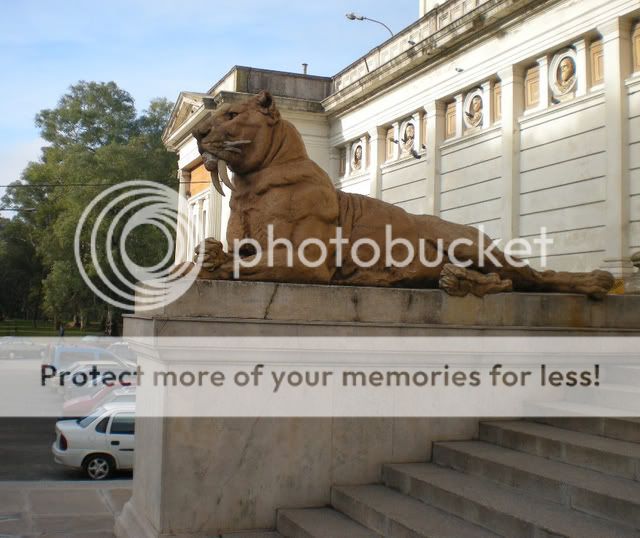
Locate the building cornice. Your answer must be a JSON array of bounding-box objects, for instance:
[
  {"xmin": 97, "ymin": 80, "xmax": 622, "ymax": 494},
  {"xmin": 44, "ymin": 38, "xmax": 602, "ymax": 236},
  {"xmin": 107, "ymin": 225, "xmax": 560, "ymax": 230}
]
[{"xmin": 323, "ymin": 0, "xmax": 560, "ymax": 117}]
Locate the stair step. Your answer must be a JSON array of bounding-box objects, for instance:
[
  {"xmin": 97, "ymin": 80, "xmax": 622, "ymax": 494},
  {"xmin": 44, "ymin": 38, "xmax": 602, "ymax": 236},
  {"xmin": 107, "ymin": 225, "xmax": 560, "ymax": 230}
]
[
  {"xmin": 433, "ymin": 440, "xmax": 640, "ymax": 528},
  {"xmin": 331, "ymin": 484, "xmax": 498, "ymax": 537},
  {"xmin": 382, "ymin": 463, "xmax": 638, "ymax": 538},
  {"xmin": 526, "ymin": 401, "xmax": 640, "ymax": 442},
  {"xmin": 277, "ymin": 507, "xmax": 378, "ymax": 538},
  {"xmin": 479, "ymin": 420, "xmax": 640, "ymax": 480},
  {"xmin": 568, "ymin": 383, "xmax": 640, "ymax": 412}
]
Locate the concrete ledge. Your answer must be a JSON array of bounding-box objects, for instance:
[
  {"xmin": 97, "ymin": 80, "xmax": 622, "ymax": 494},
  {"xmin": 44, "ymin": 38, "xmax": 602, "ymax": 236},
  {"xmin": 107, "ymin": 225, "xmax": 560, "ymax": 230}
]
[
  {"xmin": 131, "ymin": 280, "xmax": 640, "ymax": 335},
  {"xmin": 118, "ymin": 281, "xmax": 640, "ymax": 537}
]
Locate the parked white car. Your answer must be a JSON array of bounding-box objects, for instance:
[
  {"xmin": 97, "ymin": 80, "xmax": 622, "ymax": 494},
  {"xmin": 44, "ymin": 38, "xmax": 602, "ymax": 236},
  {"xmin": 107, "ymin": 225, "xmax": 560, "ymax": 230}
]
[{"xmin": 52, "ymin": 402, "xmax": 135, "ymax": 480}]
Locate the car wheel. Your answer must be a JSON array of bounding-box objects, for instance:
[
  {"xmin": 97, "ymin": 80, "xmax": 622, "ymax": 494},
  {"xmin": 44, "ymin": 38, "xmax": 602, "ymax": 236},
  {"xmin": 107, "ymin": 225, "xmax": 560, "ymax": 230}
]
[{"xmin": 83, "ymin": 454, "xmax": 114, "ymax": 480}]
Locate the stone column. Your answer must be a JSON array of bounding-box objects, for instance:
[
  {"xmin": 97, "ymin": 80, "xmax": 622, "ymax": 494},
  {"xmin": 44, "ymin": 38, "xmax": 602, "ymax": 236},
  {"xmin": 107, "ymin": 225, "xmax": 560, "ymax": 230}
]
[
  {"xmin": 454, "ymin": 93, "xmax": 464, "ymax": 138},
  {"xmin": 536, "ymin": 55, "xmax": 550, "ymax": 110},
  {"xmin": 412, "ymin": 112, "xmax": 422, "ymax": 152},
  {"xmin": 345, "ymin": 144, "xmax": 352, "ymax": 178},
  {"xmin": 368, "ymin": 126, "xmax": 387, "ymax": 199},
  {"xmin": 392, "ymin": 122, "xmax": 401, "ymax": 160},
  {"xmin": 175, "ymin": 170, "xmax": 191, "ymax": 263},
  {"xmin": 481, "ymin": 80, "xmax": 492, "ymax": 128},
  {"xmin": 598, "ymin": 18, "xmax": 634, "ymax": 278},
  {"xmin": 498, "ymin": 66, "xmax": 524, "ymax": 242},
  {"xmin": 328, "ymin": 147, "xmax": 341, "ymax": 184},
  {"xmin": 198, "ymin": 198, "xmax": 206, "ymax": 245},
  {"xmin": 574, "ymin": 38, "xmax": 588, "ymax": 97},
  {"xmin": 425, "ymin": 101, "xmax": 446, "ymax": 216},
  {"xmin": 360, "ymin": 135, "xmax": 369, "ymax": 172},
  {"xmin": 208, "ymin": 179, "xmax": 221, "ymax": 240}
]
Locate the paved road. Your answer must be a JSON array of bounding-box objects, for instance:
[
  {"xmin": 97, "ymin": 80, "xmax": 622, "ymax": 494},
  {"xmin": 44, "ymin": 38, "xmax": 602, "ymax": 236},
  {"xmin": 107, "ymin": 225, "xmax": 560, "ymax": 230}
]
[
  {"xmin": 0, "ymin": 359, "xmax": 132, "ymax": 481},
  {"xmin": 0, "ymin": 418, "xmax": 133, "ymax": 481},
  {"xmin": 0, "ymin": 480, "xmax": 131, "ymax": 536}
]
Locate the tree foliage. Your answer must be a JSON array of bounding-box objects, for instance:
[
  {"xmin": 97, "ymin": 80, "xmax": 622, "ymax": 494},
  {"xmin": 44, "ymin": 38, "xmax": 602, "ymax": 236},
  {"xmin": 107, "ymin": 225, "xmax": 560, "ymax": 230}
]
[
  {"xmin": 1, "ymin": 81, "xmax": 177, "ymax": 329},
  {"xmin": 35, "ymin": 81, "xmax": 137, "ymax": 150}
]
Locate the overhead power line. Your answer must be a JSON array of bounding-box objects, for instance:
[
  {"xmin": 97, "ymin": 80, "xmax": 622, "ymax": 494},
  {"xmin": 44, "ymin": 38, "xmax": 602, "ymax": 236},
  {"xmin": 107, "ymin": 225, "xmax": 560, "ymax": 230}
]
[{"xmin": 0, "ymin": 181, "xmax": 209, "ymax": 188}]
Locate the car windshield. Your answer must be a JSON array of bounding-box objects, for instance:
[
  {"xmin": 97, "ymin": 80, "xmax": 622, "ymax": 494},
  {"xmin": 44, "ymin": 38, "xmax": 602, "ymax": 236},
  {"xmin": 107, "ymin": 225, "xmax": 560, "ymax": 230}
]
[{"xmin": 78, "ymin": 407, "xmax": 106, "ymax": 428}]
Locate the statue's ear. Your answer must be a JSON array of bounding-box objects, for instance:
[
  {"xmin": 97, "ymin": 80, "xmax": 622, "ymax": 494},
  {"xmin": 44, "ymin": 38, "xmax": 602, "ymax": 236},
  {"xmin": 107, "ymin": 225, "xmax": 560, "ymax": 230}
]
[{"xmin": 256, "ymin": 90, "xmax": 280, "ymax": 123}]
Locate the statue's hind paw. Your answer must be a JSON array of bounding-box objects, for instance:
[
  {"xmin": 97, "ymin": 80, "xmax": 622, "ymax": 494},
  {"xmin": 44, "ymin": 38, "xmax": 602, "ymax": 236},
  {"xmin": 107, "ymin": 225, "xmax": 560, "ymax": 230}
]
[
  {"xmin": 575, "ymin": 270, "xmax": 615, "ymax": 300},
  {"xmin": 439, "ymin": 263, "xmax": 513, "ymax": 298}
]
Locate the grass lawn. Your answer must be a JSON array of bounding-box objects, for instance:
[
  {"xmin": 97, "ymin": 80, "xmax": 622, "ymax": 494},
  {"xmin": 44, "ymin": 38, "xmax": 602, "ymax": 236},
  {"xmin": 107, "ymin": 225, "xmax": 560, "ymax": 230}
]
[{"xmin": 0, "ymin": 319, "xmax": 103, "ymax": 337}]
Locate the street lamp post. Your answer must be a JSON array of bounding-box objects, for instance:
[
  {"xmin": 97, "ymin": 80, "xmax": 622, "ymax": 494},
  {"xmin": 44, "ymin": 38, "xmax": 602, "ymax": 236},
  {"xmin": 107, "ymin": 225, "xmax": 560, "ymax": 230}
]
[{"xmin": 345, "ymin": 12, "xmax": 394, "ymax": 38}]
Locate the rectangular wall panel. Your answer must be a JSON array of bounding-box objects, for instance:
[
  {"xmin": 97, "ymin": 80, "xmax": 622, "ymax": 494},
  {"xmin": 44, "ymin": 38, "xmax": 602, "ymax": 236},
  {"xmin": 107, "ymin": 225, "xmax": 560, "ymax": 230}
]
[
  {"xmin": 440, "ymin": 134, "xmax": 502, "ymax": 174},
  {"xmin": 520, "ymin": 177, "xmax": 605, "ymax": 215},
  {"xmin": 520, "ymin": 101, "xmax": 605, "ymax": 151},
  {"xmin": 520, "ymin": 152, "xmax": 606, "ymax": 193},
  {"xmin": 520, "ymin": 128, "xmax": 605, "ymax": 172},
  {"xmin": 520, "ymin": 201, "xmax": 605, "ymax": 237},
  {"xmin": 440, "ymin": 198, "xmax": 502, "ymax": 226},
  {"xmin": 441, "ymin": 178, "xmax": 502, "ymax": 211}
]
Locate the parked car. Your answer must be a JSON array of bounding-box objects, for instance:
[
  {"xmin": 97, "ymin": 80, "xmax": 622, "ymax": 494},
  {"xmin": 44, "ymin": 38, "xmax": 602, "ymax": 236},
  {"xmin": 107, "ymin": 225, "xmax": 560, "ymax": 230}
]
[
  {"xmin": 0, "ymin": 337, "xmax": 47, "ymax": 360},
  {"xmin": 47, "ymin": 345, "xmax": 135, "ymax": 371},
  {"xmin": 62, "ymin": 385, "xmax": 137, "ymax": 419},
  {"xmin": 58, "ymin": 359, "xmax": 136, "ymax": 395},
  {"xmin": 52, "ymin": 402, "xmax": 135, "ymax": 480},
  {"xmin": 107, "ymin": 342, "xmax": 137, "ymax": 362}
]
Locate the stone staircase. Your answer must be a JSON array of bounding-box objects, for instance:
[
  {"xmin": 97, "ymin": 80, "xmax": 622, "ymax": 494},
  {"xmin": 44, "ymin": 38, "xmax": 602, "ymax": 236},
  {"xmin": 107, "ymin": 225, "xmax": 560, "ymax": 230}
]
[{"xmin": 274, "ymin": 417, "xmax": 640, "ymax": 537}]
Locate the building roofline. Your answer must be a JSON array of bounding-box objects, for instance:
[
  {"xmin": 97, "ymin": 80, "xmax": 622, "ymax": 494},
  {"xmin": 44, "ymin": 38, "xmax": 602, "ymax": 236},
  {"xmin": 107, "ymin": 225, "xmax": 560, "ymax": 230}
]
[{"xmin": 207, "ymin": 65, "xmax": 332, "ymax": 95}]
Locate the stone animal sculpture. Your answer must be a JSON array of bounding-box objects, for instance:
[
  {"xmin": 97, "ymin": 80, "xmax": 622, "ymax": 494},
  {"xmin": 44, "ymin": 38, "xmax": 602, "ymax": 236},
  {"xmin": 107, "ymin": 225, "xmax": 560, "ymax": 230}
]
[{"xmin": 187, "ymin": 91, "xmax": 614, "ymax": 299}]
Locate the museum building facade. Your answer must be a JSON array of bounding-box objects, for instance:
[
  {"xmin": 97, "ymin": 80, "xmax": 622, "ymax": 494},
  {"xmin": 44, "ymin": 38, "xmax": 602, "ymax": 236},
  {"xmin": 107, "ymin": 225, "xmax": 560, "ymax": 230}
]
[{"xmin": 163, "ymin": 0, "xmax": 640, "ymax": 277}]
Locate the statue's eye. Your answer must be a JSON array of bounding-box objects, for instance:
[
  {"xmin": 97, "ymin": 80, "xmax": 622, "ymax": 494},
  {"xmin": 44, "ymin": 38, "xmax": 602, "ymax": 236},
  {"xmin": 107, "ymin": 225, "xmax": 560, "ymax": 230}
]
[{"xmin": 227, "ymin": 112, "xmax": 238, "ymax": 120}]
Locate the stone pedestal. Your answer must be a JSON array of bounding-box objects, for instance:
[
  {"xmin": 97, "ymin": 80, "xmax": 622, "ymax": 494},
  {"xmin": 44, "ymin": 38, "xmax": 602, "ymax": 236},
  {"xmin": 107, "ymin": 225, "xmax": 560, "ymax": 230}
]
[{"xmin": 115, "ymin": 281, "xmax": 640, "ymax": 537}]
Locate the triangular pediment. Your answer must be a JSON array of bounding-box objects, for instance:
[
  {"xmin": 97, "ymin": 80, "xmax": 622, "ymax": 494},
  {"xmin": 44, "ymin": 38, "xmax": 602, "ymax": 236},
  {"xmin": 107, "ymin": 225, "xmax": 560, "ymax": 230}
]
[{"xmin": 164, "ymin": 92, "xmax": 210, "ymax": 141}]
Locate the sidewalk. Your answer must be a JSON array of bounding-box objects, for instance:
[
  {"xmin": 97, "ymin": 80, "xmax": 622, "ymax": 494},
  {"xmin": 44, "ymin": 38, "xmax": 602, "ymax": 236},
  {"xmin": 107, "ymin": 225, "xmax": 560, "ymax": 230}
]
[{"xmin": 0, "ymin": 481, "xmax": 130, "ymax": 537}]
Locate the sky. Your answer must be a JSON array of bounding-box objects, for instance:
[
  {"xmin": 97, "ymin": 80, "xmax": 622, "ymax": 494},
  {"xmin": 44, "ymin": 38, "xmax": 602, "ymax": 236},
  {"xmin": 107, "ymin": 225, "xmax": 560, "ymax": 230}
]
[{"xmin": 0, "ymin": 0, "xmax": 418, "ymax": 209}]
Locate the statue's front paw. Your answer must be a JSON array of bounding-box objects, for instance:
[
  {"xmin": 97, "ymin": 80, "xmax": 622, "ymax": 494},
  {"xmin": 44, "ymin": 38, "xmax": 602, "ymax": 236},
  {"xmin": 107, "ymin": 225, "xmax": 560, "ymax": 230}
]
[
  {"xmin": 194, "ymin": 238, "xmax": 228, "ymax": 273},
  {"xmin": 579, "ymin": 270, "xmax": 615, "ymax": 300},
  {"xmin": 439, "ymin": 264, "xmax": 469, "ymax": 297}
]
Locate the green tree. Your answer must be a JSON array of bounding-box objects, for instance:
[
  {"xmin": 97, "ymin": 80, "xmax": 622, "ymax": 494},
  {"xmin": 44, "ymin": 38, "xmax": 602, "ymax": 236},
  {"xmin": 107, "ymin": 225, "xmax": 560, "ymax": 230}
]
[
  {"xmin": 2, "ymin": 81, "xmax": 177, "ymax": 330},
  {"xmin": 35, "ymin": 81, "xmax": 137, "ymax": 150},
  {"xmin": 0, "ymin": 217, "xmax": 43, "ymax": 321}
]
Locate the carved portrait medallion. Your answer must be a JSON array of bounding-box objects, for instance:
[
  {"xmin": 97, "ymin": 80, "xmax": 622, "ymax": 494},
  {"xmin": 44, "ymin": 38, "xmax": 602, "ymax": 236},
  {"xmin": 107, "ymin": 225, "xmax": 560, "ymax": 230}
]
[
  {"xmin": 463, "ymin": 88, "xmax": 484, "ymax": 129},
  {"xmin": 549, "ymin": 49, "xmax": 577, "ymax": 101},
  {"xmin": 351, "ymin": 143, "xmax": 363, "ymax": 172},
  {"xmin": 401, "ymin": 122, "xmax": 416, "ymax": 154}
]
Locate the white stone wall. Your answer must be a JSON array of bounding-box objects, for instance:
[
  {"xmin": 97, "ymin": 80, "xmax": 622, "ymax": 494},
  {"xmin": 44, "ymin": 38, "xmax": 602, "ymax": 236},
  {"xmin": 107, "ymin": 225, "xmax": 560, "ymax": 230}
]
[
  {"xmin": 440, "ymin": 129, "xmax": 503, "ymax": 241},
  {"xmin": 381, "ymin": 159, "xmax": 428, "ymax": 215},
  {"xmin": 630, "ymin": 78, "xmax": 640, "ymax": 253},
  {"xmin": 329, "ymin": 0, "xmax": 640, "ymax": 275},
  {"xmin": 518, "ymin": 93, "xmax": 608, "ymax": 271},
  {"xmin": 282, "ymin": 110, "xmax": 330, "ymax": 175}
]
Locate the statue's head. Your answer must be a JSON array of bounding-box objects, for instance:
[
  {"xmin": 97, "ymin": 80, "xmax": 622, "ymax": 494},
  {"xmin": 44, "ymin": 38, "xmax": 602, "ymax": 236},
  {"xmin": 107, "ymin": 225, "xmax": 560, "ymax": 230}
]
[
  {"xmin": 192, "ymin": 91, "xmax": 282, "ymax": 194},
  {"xmin": 559, "ymin": 57, "xmax": 575, "ymax": 83},
  {"xmin": 405, "ymin": 123, "xmax": 415, "ymax": 139}
]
